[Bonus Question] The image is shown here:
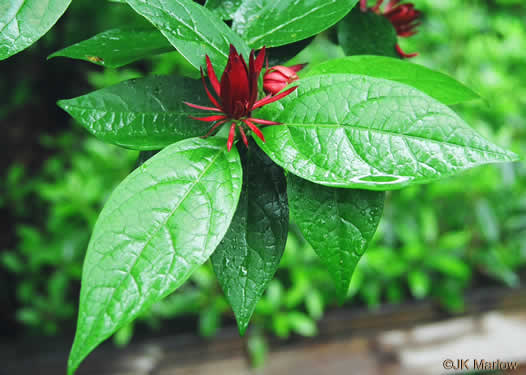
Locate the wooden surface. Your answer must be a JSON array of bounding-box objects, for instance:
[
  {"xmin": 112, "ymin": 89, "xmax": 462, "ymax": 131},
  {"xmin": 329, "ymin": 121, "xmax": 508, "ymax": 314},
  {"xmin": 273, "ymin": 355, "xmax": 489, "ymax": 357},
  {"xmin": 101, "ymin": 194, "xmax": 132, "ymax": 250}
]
[{"xmin": 4, "ymin": 286, "xmax": 526, "ymax": 375}]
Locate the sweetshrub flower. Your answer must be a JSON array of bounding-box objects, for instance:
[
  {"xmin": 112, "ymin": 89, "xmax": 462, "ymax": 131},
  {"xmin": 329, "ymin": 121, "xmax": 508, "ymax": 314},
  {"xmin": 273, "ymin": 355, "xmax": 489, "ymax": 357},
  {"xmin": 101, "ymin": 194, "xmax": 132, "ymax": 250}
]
[
  {"xmin": 263, "ymin": 64, "xmax": 307, "ymax": 96},
  {"xmin": 360, "ymin": 0, "xmax": 421, "ymax": 58},
  {"xmin": 184, "ymin": 45, "xmax": 297, "ymax": 151}
]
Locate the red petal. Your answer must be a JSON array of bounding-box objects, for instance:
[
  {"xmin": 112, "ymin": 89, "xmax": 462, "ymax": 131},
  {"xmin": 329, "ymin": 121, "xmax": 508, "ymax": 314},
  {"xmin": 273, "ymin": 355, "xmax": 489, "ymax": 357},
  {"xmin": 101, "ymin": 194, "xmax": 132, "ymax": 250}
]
[
  {"xmin": 360, "ymin": 0, "xmax": 368, "ymax": 11},
  {"xmin": 264, "ymin": 70, "xmax": 288, "ymax": 82},
  {"xmin": 200, "ymin": 67, "xmax": 222, "ymax": 109},
  {"xmin": 221, "ymin": 45, "xmax": 250, "ymax": 117},
  {"xmin": 190, "ymin": 115, "xmax": 227, "ymax": 122},
  {"xmin": 206, "ymin": 55, "xmax": 221, "ymax": 96},
  {"xmin": 249, "ymin": 49, "xmax": 258, "ymax": 106},
  {"xmin": 252, "ymin": 86, "xmax": 298, "ymax": 109},
  {"xmin": 252, "ymin": 94, "xmax": 272, "ymax": 109},
  {"xmin": 254, "ymin": 46, "xmax": 266, "ymax": 75},
  {"xmin": 396, "ymin": 44, "xmax": 418, "ymax": 58},
  {"xmin": 238, "ymin": 125, "xmax": 249, "ymax": 147},
  {"xmin": 263, "ymin": 80, "xmax": 287, "ymax": 95},
  {"xmin": 289, "ymin": 63, "xmax": 307, "ymax": 73},
  {"xmin": 184, "ymin": 101, "xmax": 221, "ymax": 112},
  {"xmin": 242, "ymin": 119, "xmax": 265, "ymax": 143},
  {"xmin": 248, "ymin": 117, "xmax": 281, "ymax": 125},
  {"xmin": 227, "ymin": 122, "xmax": 237, "ymax": 151},
  {"xmin": 268, "ymin": 65, "xmax": 298, "ymax": 79},
  {"xmin": 230, "ymin": 56, "xmax": 250, "ymax": 100}
]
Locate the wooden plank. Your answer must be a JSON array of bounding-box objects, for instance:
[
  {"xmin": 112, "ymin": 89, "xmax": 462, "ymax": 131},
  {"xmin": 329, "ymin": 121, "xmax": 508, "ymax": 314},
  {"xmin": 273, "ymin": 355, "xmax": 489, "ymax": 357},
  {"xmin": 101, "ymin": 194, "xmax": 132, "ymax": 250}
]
[{"xmin": 3, "ymin": 286, "xmax": 526, "ymax": 375}]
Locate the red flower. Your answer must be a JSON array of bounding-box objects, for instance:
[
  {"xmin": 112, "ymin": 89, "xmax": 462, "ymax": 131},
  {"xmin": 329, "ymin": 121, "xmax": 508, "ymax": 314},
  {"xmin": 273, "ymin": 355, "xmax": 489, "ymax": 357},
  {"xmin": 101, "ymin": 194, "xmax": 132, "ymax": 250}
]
[
  {"xmin": 263, "ymin": 64, "xmax": 307, "ymax": 96},
  {"xmin": 184, "ymin": 45, "xmax": 297, "ymax": 151},
  {"xmin": 360, "ymin": 0, "xmax": 421, "ymax": 58}
]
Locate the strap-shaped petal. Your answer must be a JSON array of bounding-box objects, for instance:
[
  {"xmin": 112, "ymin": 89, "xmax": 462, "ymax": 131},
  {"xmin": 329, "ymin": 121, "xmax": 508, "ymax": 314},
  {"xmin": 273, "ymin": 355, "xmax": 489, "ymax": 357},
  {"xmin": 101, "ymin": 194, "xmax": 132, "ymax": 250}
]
[
  {"xmin": 242, "ymin": 119, "xmax": 265, "ymax": 143},
  {"xmin": 184, "ymin": 102, "xmax": 221, "ymax": 112},
  {"xmin": 200, "ymin": 67, "xmax": 222, "ymax": 109},
  {"xmin": 206, "ymin": 56, "xmax": 221, "ymax": 96},
  {"xmin": 252, "ymin": 86, "xmax": 297, "ymax": 110},
  {"xmin": 227, "ymin": 122, "xmax": 237, "ymax": 151},
  {"xmin": 190, "ymin": 115, "xmax": 227, "ymax": 122}
]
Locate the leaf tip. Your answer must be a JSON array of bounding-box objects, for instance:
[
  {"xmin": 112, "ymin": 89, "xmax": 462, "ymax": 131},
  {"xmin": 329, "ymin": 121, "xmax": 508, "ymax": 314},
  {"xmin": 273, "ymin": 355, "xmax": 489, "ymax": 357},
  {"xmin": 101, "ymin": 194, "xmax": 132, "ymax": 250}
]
[
  {"xmin": 56, "ymin": 99, "xmax": 69, "ymax": 111},
  {"xmin": 236, "ymin": 318, "xmax": 249, "ymax": 336}
]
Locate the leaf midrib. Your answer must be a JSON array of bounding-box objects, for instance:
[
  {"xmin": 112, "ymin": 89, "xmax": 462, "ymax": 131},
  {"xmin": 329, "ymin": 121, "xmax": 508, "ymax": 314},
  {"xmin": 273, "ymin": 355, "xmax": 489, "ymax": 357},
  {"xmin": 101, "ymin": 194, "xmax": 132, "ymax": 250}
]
[
  {"xmin": 279, "ymin": 123, "xmax": 512, "ymax": 158},
  {"xmin": 62, "ymin": 103, "xmax": 209, "ymax": 117}
]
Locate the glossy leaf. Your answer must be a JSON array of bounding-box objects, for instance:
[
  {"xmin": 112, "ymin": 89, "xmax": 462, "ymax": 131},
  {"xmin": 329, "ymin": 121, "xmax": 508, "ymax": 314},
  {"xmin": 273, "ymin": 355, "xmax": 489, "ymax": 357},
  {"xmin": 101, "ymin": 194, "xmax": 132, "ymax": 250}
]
[
  {"xmin": 337, "ymin": 7, "xmax": 398, "ymax": 58},
  {"xmin": 211, "ymin": 143, "xmax": 288, "ymax": 335},
  {"xmin": 256, "ymin": 74, "xmax": 518, "ymax": 190},
  {"xmin": 67, "ymin": 137, "xmax": 243, "ymax": 375},
  {"xmin": 205, "ymin": 0, "xmax": 243, "ymax": 20},
  {"xmin": 48, "ymin": 27, "xmax": 173, "ymax": 68},
  {"xmin": 288, "ymin": 175, "xmax": 384, "ymax": 297},
  {"xmin": 233, "ymin": 0, "xmax": 358, "ymax": 49},
  {"xmin": 125, "ymin": 0, "xmax": 250, "ymax": 70},
  {"xmin": 58, "ymin": 75, "xmax": 215, "ymax": 150},
  {"xmin": 0, "ymin": 0, "xmax": 72, "ymax": 60},
  {"xmin": 306, "ymin": 56, "xmax": 479, "ymax": 105}
]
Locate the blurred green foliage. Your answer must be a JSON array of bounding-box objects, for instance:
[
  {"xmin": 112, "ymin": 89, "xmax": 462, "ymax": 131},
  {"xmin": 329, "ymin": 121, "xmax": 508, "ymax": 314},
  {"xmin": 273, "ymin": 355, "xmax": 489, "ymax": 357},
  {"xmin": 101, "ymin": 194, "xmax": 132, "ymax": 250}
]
[
  {"xmin": 1, "ymin": 133, "xmax": 137, "ymax": 334},
  {"xmin": 1, "ymin": 0, "xmax": 525, "ymax": 366}
]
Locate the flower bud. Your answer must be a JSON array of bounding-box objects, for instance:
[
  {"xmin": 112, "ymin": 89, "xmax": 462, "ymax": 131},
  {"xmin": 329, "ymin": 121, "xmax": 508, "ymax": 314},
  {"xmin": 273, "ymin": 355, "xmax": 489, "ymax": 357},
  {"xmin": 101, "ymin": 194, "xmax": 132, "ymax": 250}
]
[{"xmin": 263, "ymin": 64, "xmax": 306, "ymax": 95}]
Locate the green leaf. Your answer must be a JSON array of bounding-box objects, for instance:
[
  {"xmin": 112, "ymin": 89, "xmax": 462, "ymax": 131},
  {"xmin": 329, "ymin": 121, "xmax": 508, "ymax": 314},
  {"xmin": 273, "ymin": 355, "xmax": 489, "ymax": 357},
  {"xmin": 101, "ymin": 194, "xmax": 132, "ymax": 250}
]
[
  {"xmin": 287, "ymin": 312, "xmax": 317, "ymax": 337},
  {"xmin": 256, "ymin": 74, "xmax": 518, "ymax": 190},
  {"xmin": 58, "ymin": 75, "xmax": 215, "ymax": 150},
  {"xmin": 205, "ymin": 0, "xmax": 243, "ymax": 20},
  {"xmin": 408, "ymin": 270, "xmax": 431, "ymax": 299},
  {"xmin": 288, "ymin": 175, "xmax": 384, "ymax": 297},
  {"xmin": 124, "ymin": 0, "xmax": 250, "ymax": 70},
  {"xmin": 0, "ymin": 0, "xmax": 72, "ymax": 60},
  {"xmin": 426, "ymin": 255, "xmax": 471, "ymax": 281},
  {"xmin": 67, "ymin": 137, "xmax": 243, "ymax": 375},
  {"xmin": 48, "ymin": 27, "xmax": 173, "ymax": 68},
  {"xmin": 336, "ymin": 7, "xmax": 399, "ymax": 58},
  {"xmin": 233, "ymin": 0, "xmax": 358, "ymax": 49},
  {"xmin": 306, "ymin": 56, "xmax": 479, "ymax": 106},
  {"xmin": 211, "ymin": 143, "xmax": 288, "ymax": 335}
]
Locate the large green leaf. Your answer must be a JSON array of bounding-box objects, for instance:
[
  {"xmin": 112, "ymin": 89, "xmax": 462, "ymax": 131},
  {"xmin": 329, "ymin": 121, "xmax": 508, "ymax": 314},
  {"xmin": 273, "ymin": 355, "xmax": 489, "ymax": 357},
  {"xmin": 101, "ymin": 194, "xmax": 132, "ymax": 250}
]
[
  {"xmin": 232, "ymin": 0, "xmax": 358, "ymax": 49},
  {"xmin": 211, "ymin": 143, "xmax": 288, "ymax": 335},
  {"xmin": 288, "ymin": 175, "xmax": 384, "ymax": 297},
  {"xmin": 125, "ymin": 0, "xmax": 250, "ymax": 70},
  {"xmin": 48, "ymin": 27, "xmax": 173, "ymax": 68},
  {"xmin": 256, "ymin": 74, "xmax": 518, "ymax": 190},
  {"xmin": 0, "ymin": 0, "xmax": 71, "ymax": 60},
  {"xmin": 306, "ymin": 56, "xmax": 479, "ymax": 105},
  {"xmin": 205, "ymin": 0, "xmax": 243, "ymax": 20},
  {"xmin": 58, "ymin": 75, "xmax": 215, "ymax": 150},
  {"xmin": 67, "ymin": 137, "xmax": 243, "ymax": 375},
  {"xmin": 336, "ymin": 6, "xmax": 398, "ymax": 58}
]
